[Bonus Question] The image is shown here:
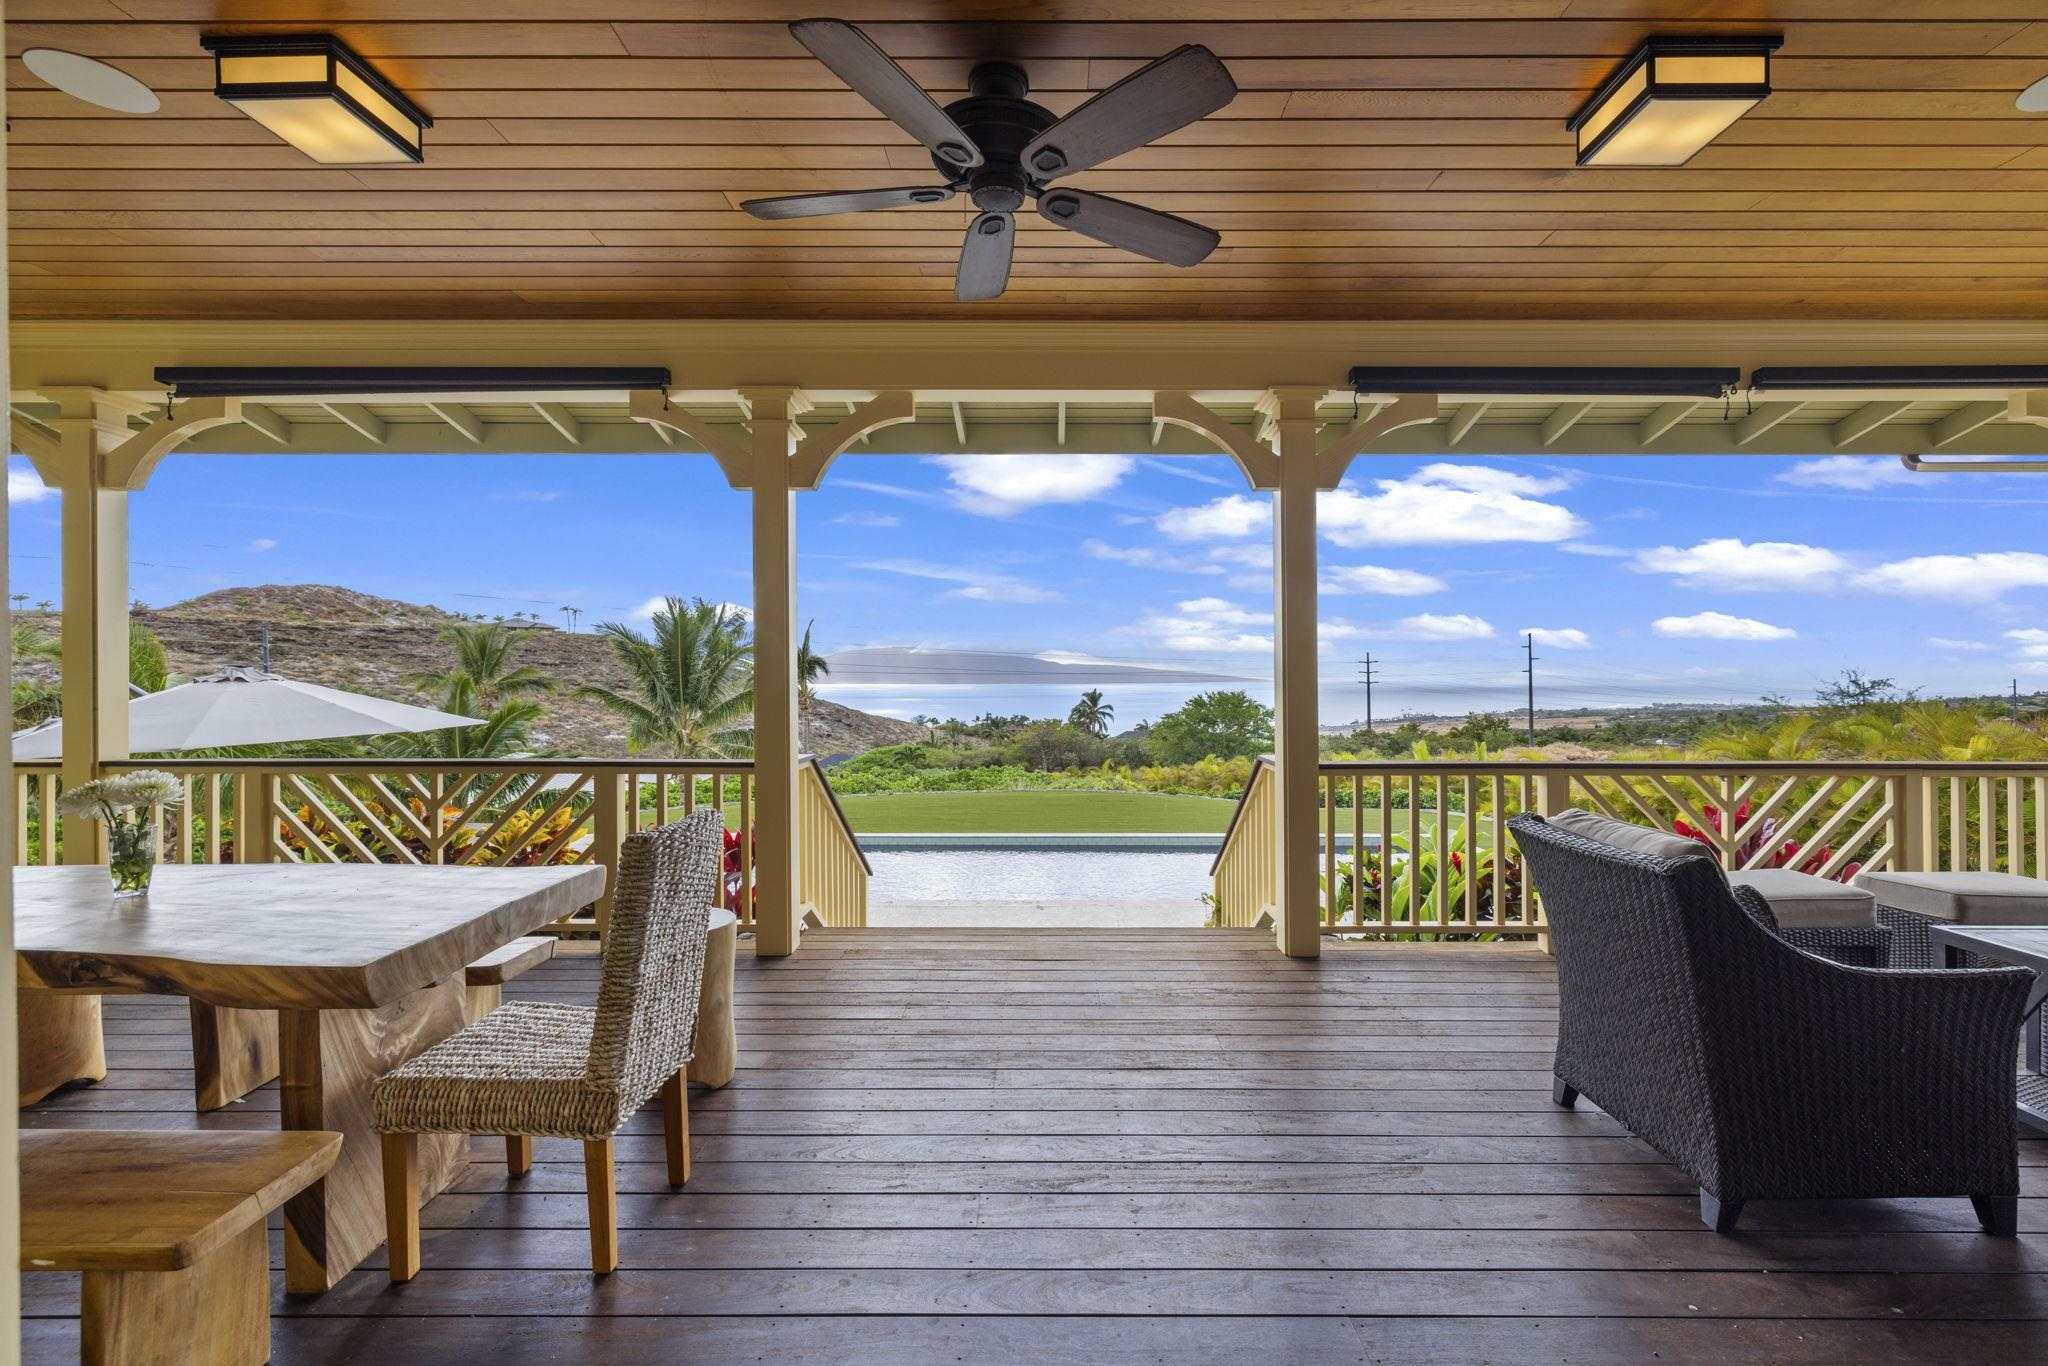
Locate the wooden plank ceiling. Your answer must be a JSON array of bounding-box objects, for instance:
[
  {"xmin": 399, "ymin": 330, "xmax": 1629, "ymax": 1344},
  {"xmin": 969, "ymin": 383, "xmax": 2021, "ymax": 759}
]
[{"xmin": 9, "ymin": 2, "xmax": 2048, "ymax": 322}]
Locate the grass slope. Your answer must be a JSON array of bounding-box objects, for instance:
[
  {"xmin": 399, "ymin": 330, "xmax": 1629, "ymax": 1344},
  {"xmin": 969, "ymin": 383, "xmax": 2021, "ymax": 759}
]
[{"xmin": 832, "ymin": 790, "xmax": 1239, "ymax": 834}]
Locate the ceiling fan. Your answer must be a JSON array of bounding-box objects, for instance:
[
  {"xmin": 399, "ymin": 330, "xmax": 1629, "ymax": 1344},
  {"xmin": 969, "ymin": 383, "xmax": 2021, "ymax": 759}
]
[{"xmin": 740, "ymin": 20, "xmax": 1238, "ymax": 302}]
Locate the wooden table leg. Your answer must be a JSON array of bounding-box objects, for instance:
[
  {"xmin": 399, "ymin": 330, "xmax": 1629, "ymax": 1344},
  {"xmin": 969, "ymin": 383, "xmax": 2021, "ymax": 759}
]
[
  {"xmin": 19, "ymin": 993, "xmax": 106, "ymax": 1108},
  {"xmin": 277, "ymin": 976, "xmax": 465, "ymax": 1293},
  {"xmin": 687, "ymin": 917, "xmax": 737, "ymax": 1089},
  {"xmin": 190, "ymin": 1002, "xmax": 280, "ymax": 1112}
]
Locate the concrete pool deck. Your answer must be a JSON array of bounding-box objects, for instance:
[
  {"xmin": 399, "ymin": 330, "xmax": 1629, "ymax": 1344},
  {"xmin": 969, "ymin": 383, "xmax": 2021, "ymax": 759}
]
[{"xmin": 865, "ymin": 899, "xmax": 1210, "ymax": 928}]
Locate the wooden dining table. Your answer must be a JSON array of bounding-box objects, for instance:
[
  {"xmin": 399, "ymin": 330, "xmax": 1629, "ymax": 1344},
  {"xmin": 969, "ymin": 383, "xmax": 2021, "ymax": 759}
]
[{"xmin": 14, "ymin": 862, "xmax": 606, "ymax": 1293}]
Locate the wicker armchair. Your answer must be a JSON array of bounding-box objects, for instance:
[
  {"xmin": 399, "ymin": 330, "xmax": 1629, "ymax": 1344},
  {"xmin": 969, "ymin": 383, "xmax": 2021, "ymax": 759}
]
[
  {"xmin": 375, "ymin": 810, "xmax": 724, "ymax": 1277},
  {"xmin": 1508, "ymin": 812, "xmax": 2035, "ymax": 1235}
]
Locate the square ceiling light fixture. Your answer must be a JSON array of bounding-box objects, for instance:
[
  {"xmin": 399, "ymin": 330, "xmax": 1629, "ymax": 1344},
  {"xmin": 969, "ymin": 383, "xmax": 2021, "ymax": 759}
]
[
  {"xmin": 201, "ymin": 33, "xmax": 430, "ymax": 163},
  {"xmin": 1568, "ymin": 35, "xmax": 1781, "ymax": 167}
]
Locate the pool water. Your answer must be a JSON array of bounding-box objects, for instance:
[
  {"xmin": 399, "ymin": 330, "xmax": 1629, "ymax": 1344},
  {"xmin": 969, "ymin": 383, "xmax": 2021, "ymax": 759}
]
[{"xmin": 867, "ymin": 849, "xmax": 1212, "ymax": 905}]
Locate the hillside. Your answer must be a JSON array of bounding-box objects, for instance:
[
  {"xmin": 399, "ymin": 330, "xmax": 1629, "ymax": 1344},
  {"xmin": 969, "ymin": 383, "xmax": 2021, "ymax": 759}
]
[{"xmin": 44, "ymin": 585, "xmax": 926, "ymax": 760}]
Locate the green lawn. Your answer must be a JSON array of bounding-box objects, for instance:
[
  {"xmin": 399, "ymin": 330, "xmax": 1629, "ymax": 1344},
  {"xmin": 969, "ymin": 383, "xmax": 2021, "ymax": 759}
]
[{"xmin": 832, "ymin": 789, "xmax": 1239, "ymax": 834}]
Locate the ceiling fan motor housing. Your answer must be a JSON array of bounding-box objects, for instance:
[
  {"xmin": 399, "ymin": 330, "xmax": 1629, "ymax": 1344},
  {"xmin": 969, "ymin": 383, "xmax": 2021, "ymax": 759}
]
[{"xmin": 938, "ymin": 60, "xmax": 1057, "ymax": 211}]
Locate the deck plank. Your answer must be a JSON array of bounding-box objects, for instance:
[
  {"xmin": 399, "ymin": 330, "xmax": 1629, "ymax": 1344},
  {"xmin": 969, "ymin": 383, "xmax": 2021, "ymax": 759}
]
[{"xmin": 19, "ymin": 927, "xmax": 2046, "ymax": 1364}]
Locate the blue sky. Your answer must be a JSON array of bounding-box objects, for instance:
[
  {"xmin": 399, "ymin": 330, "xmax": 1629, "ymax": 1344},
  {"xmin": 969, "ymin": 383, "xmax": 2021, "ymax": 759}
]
[{"xmin": 9, "ymin": 448, "xmax": 2047, "ymax": 726}]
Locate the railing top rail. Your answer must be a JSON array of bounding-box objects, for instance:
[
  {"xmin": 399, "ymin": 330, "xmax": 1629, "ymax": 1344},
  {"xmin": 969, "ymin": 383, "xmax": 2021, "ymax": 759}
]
[
  {"xmin": 801, "ymin": 754, "xmax": 873, "ymax": 874},
  {"xmin": 1316, "ymin": 759, "xmax": 2048, "ymax": 775},
  {"xmin": 77, "ymin": 757, "xmax": 758, "ymax": 775},
  {"xmin": 1210, "ymin": 753, "xmax": 1276, "ymax": 876}
]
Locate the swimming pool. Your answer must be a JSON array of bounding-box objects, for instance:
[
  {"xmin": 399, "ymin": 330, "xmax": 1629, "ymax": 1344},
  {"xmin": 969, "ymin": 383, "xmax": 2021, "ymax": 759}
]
[{"xmin": 867, "ymin": 848, "xmax": 1212, "ymax": 905}]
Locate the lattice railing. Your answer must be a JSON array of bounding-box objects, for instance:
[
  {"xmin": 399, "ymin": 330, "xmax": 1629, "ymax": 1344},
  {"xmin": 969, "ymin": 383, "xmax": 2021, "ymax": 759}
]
[
  {"xmin": 1203, "ymin": 761, "xmax": 2048, "ymax": 940},
  {"xmin": 14, "ymin": 757, "xmax": 872, "ymax": 941}
]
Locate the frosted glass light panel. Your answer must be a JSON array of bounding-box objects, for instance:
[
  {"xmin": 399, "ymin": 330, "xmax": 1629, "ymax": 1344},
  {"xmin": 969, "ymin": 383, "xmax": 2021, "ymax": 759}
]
[
  {"xmin": 203, "ymin": 34, "xmax": 430, "ymax": 164},
  {"xmin": 1569, "ymin": 38, "xmax": 1779, "ymax": 168}
]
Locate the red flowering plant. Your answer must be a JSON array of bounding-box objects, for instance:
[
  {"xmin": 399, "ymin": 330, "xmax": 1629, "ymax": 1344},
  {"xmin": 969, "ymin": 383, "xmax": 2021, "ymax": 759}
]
[
  {"xmin": 1674, "ymin": 802, "xmax": 1860, "ymax": 882},
  {"xmin": 722, "ymin": 825, "xmax": 755, "ymax": 912}
]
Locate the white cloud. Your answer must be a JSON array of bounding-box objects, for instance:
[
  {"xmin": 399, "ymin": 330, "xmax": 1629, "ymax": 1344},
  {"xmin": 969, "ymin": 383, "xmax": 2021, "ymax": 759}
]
[
  {"xmin": 1321, "ymin": 564, "xmax": 1446, "ymax": 596},
  {"xmin": 1653, "ymin": 611, "xmax": 1797, "ymax": 642},
  {"xmin": 1391, "ymin": 613, "xmax": 1496, "ymax": 641},
  {"xmin": 1776, "ymin": 456, "xmax": 1915, "ymax": 490},
  {"xmin": 1926, "ymin": 637, "xmax": 1991, "ymax": 652},
  {"xmin": 1124, "ymin": 597, "xmax": 1273, "ymax": 653},
  {"xmin": 2007, "ymin": 629, "xmax": 2048, "ymax": 659},
  {"xmin": 1209, "ymin": 544, "xmax": 1272, "ymax": 570},
  {"xmin": 1156, "ymin": 493, "xmax": 1271, "ymax": 541},
  {"xmin": 947, "ymin": 583, "xmax": 1062, "ymax": 604},
  {"xmin": 1854, "ymin": 552, "xmax": 2048, "ymax": 603},
  {"xmin": 490, "ymin": 489, "xmax": 563, "ymax": 503},
  {"xmin": 1317, "ymin": 465, "xmax": 1586, "ymax": 548},
  {"xmin": 834, "ymin": 511, "xmax": 900, "ymax": 529},
  {"xmin": 8, "ymin": 465, "xmax": 50, "ymax": 505},
  {"xmin": 859, "ymin": 558, "xmax": 1062, "ymax": 605},
  {"xmin": 246, "ymin": 538, "xmax": 278, "ymax": 553},
  {"xmin": 1558, "ymin": 542, "xmax": 1632, "ymax": 558},
  {"xmin": 937, "ymin": 453, "xmax": 1133, "ymax": 516},
  {"xmin": 1522, "ymin": 627, "xmax": 1593, "ymax": 650},
  {"xmin": 1632, "ymin": 538, "xmax": 1848, "ymax": 592},
  {"xmin": 1080, "ymin": 539, "xmax": 1222, "ymax": 574}
]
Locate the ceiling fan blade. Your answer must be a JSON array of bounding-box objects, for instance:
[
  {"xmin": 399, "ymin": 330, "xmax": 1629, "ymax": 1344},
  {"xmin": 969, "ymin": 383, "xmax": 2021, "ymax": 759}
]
[
  {"xmin": 1020, "ymin": 45, "xmax": 1236, "ymax": 180},
  {"xmin": 742, "ymin": 185, "xmax": 954, "ymax": 220},
  {"xmin": 790, "ymin": 19, "xmax": 983, "ymax": 171},
  {"xmin": 1036, "ymin": 189, "xmax": 1220, "ymax": 267},
  {"xmin": 956, "ymin": 212, "xmax": 1014, "ymax": 302}
]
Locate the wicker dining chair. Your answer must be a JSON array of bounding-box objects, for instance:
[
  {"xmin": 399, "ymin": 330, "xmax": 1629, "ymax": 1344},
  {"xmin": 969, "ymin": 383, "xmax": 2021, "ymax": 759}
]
[{"xmin": 373, "ymin": 809, "xmax": 725, "ymax": 1277}]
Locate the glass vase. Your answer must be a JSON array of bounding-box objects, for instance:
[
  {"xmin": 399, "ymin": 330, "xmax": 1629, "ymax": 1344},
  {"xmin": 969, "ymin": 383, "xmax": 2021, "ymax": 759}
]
[{"xmin": 107, "ymin": 810, "xmax": 155, "ymax": 899}]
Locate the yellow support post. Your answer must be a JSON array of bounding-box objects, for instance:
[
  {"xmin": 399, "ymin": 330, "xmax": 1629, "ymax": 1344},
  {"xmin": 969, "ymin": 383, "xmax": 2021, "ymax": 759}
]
[
  {"xmin": 1264, "ymin": 387, "xmax": 1325, "ymax": 960},
  {"xmin": 744, "ymin": 386, "xmax": 806, "ymax": 958}
]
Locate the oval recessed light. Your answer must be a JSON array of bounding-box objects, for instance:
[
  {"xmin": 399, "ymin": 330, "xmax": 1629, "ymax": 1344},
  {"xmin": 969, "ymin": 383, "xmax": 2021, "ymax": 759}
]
[
  {"xmin": 21, "ymin": 49, "xmax": 159, "ymax": 114},
  {"xmin": 2021, "ymin": 75, "xmax": 2048, "ymax": 113}
]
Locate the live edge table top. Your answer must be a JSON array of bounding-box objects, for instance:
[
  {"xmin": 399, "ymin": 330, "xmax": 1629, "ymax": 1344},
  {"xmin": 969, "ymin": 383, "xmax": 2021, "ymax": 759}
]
[{"xmin": 14, "ymin": 864, "xmax": 606, "ymax": 1012}]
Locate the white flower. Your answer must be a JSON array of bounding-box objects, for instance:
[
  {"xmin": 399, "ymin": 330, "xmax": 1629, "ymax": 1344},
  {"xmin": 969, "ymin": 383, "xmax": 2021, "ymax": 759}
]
[{"xmin": 56, "ymin": 771, "xmax": 184, "ymax": 819}]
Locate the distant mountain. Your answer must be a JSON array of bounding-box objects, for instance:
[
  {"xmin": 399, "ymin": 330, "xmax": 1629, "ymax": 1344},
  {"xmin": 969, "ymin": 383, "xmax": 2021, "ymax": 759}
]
[
  {"xmin": 61, "ymin": 584, "xmax": 928, "ymax": 760},
  {"xmin": 824, "ymin": 646, "xmax": 1253, "ymax": 687}
]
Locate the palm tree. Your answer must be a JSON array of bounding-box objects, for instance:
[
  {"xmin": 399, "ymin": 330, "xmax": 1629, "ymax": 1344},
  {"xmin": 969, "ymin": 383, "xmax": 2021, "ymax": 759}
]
[
  {"xmin": 796, "ymin": 619, "xmax": 832, "ymax": 749},
  {"xmin": 576, "ymin": 597, "xmax": 754, "ymax": 758},
  {"xmin": 1695, "ymin": 713, "xmax": 1830, "ymax": 762},
  {"xmin": 406, "ymin": 619, "xmax": 553, "ymax": 711},
  {"xmin": 1069, "ymin": 688, "xmax": 1114, "ymax": 738},
  {"xmin": 376, "ymin": 676, "xmax": 546, "ymax": 762}
]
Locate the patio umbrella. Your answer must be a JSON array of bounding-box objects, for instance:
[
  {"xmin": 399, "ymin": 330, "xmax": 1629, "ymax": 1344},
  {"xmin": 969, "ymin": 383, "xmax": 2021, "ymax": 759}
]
[{"xmin": 11, "ymin": 666, "xmax": 483, "ymax": 760}]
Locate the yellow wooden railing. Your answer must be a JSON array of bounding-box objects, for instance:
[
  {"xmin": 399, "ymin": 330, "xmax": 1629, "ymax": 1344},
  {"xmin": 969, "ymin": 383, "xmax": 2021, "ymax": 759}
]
[
  {"xmin": 1211, "ymin": 760, "xmax": 2048, "ymax": 939},
  {"xmin": 14, "ymin": 756, "xmax": 870, "ymax": 940},
  {"xmin": 800, "ymin": 756, "xmax": 870, "ymax": 928},
  {"xmin": 1209, "ymin": 756, "xmax": 1276, "ymax": 928}
]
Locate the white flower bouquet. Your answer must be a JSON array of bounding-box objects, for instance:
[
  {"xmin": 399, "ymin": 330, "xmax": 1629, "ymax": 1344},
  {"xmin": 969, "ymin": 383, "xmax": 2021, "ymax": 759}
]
[{"xmin": 58, "ymin": 770, "xmax": 184, "ymax": 897}]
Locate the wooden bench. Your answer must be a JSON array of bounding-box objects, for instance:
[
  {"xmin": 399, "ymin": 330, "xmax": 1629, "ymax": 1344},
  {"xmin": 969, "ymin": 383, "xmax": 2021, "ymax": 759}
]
[
  {"xmin": 22, "ymin": 1129, "xmax": 341, "ymax": 1366},
  {"xmin": 463, "ymin": 934, "xmax": 558, "ymax": 1022},
  {"xmin": 182, "ymin": 936, "xmax": 561, "ymax": 1113}
]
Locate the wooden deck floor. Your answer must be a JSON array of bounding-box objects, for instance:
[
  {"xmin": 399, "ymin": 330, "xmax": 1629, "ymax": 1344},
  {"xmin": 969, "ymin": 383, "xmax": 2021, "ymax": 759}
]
[{"xmin": 22, "ymin": 928, "xmax": 2048, "ymax": 1363}]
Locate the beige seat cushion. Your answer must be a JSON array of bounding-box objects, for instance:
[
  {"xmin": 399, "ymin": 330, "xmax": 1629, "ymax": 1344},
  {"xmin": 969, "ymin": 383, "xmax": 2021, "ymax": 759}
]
[
  {"xmin": 1851, "ymin": 869, "xmax": 2048, "ymax": 924},
  {"xmin": 1547, "ymin": 807, "xmax": 1705, "ymax": 863},
  {"xmin": 1726, "ymin": 868, "xmax": 1876, "ymax": 929}
]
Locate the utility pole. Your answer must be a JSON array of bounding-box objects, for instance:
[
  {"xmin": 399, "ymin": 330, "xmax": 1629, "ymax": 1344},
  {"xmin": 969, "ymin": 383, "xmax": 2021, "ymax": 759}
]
[
  {"xmin": 260, "ymin": 625, "xmax": 272, "ymax": 673},
  {"xmin": 1357, "ymin": 654, "xmax": 1378, "ymax": 732},
  {"xmin": 2014, "ymin": 678, "xmax": 2022, "ymax": 722},
  {"xmin": 1522, "ymin": 632, "xmax": 1538, "ymax": 743}
]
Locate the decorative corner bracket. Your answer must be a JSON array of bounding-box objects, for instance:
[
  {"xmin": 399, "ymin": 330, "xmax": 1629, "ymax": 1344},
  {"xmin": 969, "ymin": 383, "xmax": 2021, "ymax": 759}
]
[
  {"xmin": 103, "ymin": 396, "xmax": 247, "ymax": 489},
  {"xmin": 1315, "ymin": 393, "xmax": 1438, "ymax": 489},
  {"xmin": 628, "ymin": 388, "xmax": 749, "ymax": 487},
  {"xmin": 789, "ymin": 391, "xmax": 916, "ymax": 490},
  {"xmin": 1152, "ymin": 391, "xmax": 1280, "ymax": 490}
]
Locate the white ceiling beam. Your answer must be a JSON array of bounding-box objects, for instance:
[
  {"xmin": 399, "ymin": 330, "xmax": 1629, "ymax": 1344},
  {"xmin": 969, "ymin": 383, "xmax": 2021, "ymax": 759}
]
[
  {"xmin": 1445, "ymin": 402, "xmax": 1488, "ymax": 446},
  {"xmin": 1539, "ymin": 402, "xmax": 1593, "ymax": 448},
  {"xmin": 1637, "ymin": 400, "xmax": 1699, "ymax": 446},
  {"xmin": 1832, "ymin": 399, "xmax": 1914, "ymax": 448},
  {"xmin": 1734, "ymin": 400, "xmax": 1805, "ymax": 447},
  {"xmin": 1056, "ymin": 400, "xmax": 1067, "ymax": 446},
  {"xmin": 950, "ymin": 400, "xmax": 967, "ymax": 446},
  {"xmin": 532, "ymin": 401, "xmax": 582, "ymax": 445},
  {"xmin": 425, "ymin": 400, "xmax": 485, "ymax": 444},
  {"xmin": 237, "ymin": 402, "xmax": 292, "ymax": 445},
  {"xmin": 1929, "ymin": 401, "xmax": 2004, "ymax": 449},
  {"xmin": 319, "ymin": 402, "xmax": 386, "ymax": 444}
]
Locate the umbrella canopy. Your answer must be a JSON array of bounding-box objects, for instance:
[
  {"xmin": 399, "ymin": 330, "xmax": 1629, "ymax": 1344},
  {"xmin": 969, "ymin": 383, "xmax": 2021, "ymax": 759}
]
[{"xmin": 12, "ymin": 666, "xmax": 483, "ymax": 761}]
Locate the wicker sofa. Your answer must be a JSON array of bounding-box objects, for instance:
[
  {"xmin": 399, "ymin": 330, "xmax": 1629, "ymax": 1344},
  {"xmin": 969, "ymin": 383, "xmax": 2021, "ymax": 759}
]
[{"xmin": 1508, "ymin": 811, "xmax": 2034, "ymax": 1234}]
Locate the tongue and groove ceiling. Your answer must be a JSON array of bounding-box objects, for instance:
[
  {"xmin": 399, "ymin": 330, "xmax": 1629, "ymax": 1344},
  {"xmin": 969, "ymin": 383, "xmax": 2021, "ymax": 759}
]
[{"xmin": 8, "ymin": 3, "xmax": 2048, "ymax": 322}]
